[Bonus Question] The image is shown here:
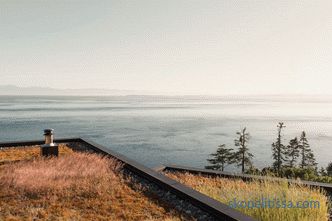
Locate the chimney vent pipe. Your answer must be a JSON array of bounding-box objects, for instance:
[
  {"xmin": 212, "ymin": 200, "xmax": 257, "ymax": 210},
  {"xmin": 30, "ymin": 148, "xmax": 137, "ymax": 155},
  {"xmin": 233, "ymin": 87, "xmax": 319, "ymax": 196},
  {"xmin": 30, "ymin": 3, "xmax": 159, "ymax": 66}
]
[{"xmin": 41, "ymin": 129, "xmax": 58, "ymax": 157}]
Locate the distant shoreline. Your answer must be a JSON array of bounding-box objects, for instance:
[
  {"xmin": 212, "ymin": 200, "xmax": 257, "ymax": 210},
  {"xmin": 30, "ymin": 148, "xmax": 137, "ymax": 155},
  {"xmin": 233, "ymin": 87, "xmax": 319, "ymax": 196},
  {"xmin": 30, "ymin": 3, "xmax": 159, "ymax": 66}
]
[
  {"xmin": 1, "ymin": 85, "xmax": 332, "ymax": 98},
  {"xmin": 1, "ymin": 94, "xmax": 332, "ymax": 104}
]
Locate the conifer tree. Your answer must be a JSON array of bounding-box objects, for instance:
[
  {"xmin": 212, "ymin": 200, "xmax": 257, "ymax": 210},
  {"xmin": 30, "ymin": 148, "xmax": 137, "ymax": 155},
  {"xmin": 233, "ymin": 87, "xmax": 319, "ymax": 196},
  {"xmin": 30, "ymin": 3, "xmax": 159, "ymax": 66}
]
[
  {"xmin": 327, "ymin": 162, "xmax": 332, "ymax": 176},
  {"xmin": 271, "ymin": 122, "xmax": 286, "ymax": 175},
  {"xmin": 234, "ymin": 127, "xmax": 253, "ymax": 173},
  {"xmin": 298, "ymin": 131, "xmax": 317, "ymax": 169},
  {"xmin": 205, "ymin": 144, "xmax": 234, "ymax": 171},
  {"xmin": 319, "ymin": 167, "xmax": 327, "ymax": 176},
  {"xmin": 285, "ymin": 137, "xmax": 299, "ymax": 167}
]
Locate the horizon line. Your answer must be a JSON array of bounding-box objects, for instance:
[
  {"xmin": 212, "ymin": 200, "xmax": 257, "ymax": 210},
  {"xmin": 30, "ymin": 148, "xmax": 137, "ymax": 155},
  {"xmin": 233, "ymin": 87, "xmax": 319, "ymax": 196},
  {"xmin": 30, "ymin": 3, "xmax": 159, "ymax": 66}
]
[{"xmin": 1, "ymin": 84, "xmax": 332, "ymax": 97}]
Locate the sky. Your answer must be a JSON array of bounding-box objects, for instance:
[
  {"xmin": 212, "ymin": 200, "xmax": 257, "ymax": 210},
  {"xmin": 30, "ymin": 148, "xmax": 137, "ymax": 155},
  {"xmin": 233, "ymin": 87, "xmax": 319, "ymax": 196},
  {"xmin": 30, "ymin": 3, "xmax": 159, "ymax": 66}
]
[{"xmin": 0, "ymin": 0, "xmax": 332, "ymax": 95}]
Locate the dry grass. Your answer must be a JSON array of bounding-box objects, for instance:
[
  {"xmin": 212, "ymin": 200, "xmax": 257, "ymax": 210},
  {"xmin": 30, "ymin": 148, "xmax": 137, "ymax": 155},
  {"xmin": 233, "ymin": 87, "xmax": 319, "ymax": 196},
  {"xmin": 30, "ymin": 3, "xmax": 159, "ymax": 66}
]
[
  {"xmin": 0, "ymin": 153, "xmax": 191, "ymax": 221},
  {"xmin": 0, "ymin": 143, "xmax": 74, "ymax": 164},
  {"xmin": 165, "ymin": 172, "xmax": 330, "ymax": 221}
]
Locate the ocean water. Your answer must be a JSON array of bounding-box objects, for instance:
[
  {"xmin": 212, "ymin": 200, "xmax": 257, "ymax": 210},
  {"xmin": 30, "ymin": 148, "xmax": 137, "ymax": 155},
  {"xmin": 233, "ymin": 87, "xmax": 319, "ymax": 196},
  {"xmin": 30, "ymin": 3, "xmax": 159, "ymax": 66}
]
[{"xmin": 1, "ymin": 95, "xmax": 332, "ymax": 170}]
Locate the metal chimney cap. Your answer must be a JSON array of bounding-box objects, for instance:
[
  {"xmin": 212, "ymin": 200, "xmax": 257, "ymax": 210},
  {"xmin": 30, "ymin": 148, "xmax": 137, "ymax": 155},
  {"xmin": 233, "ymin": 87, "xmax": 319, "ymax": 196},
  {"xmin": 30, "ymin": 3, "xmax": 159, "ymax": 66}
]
[{"xmin": 44, "ymin": 129, "xmax": 54, "ymax": 135}]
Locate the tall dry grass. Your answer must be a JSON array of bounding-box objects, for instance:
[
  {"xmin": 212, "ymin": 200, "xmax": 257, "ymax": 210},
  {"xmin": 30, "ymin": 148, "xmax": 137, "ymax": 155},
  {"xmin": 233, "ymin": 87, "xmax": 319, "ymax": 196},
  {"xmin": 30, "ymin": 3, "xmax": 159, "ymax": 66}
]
[
  {"xmin": 166, "ymin": 172, "xmax": 330, "ymax": 221},
  {"xmin": 0, "ymin": 153, "xmax": 190, "ymax": 221},
  {"xmin": 0, "ymin": 153, "xmax": 120, "ymax": 196}
]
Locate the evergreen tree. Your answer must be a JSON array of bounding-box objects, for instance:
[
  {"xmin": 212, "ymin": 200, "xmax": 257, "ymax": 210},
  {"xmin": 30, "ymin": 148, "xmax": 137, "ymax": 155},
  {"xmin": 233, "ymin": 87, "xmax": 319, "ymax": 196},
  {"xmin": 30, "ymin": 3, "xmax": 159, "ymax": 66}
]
[
  {"xmin": 319, "ymin": 167, "xmax": 327, "ymax": 176},
  {"xmin": 205, "ymin": 144, "xmax": 234, "ymax": 171},
  {"xmin": 298, "ymin": 131, "xmax": 317, "ymax": 169},
  {"xmin": 327, "ymin": 162, "xmax": 332, "ymax": 176},
  {"xmin": 234, "ymin": 127, "xmax": 253, "ymax": 173},
  {"xmin": 271, "ymin": 122, "xmax": 287, "ymax": 175},
  {"xmin": 285, "ymin": 137, "xmax": 299, "ymax": 167}
]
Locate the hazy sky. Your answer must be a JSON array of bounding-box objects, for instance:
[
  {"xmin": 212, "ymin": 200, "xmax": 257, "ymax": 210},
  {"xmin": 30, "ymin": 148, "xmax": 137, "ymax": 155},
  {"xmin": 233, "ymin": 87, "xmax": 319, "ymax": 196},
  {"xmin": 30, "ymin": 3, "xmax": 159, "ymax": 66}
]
[{"xmin": 1, "ymin": 1, "xmax": 332, "ymax": 95}]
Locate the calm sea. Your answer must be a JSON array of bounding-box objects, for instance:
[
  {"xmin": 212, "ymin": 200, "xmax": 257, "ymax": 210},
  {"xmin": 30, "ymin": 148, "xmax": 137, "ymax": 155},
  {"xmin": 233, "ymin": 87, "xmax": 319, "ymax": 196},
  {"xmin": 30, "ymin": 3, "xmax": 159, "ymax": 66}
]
[{"xmin": 1, "ymin": 95, "xmax": 332, "ymax": 170}]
